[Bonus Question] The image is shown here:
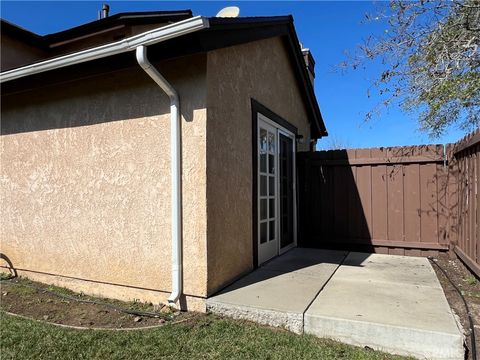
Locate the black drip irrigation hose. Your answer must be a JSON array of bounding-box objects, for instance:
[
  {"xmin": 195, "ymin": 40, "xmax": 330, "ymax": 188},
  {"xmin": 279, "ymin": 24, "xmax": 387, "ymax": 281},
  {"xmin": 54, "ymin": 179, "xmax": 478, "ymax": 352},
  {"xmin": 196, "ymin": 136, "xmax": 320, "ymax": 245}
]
[
  {"xmin": 0, "ymin": 277, "xmax": 174, "ymax": 321},
  {"xmin": 429, "ymin": 257, "xmax": 477, "ymax": 360}
]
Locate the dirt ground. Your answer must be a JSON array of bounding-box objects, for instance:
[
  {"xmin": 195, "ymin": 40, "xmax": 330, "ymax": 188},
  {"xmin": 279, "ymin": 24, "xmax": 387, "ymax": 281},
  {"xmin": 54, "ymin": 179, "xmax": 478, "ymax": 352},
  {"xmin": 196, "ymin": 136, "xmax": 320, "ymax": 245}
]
[
  {"xmin": 431, "ymin": 254, "xmax": 480, "ymax": 360},
  {"xmin": 1, "ymin": 256, "xmax": 479, "ymax": 358},
  {"xmin": 0, "ymin": 277, "xmax": 189, "ymax": 329}
]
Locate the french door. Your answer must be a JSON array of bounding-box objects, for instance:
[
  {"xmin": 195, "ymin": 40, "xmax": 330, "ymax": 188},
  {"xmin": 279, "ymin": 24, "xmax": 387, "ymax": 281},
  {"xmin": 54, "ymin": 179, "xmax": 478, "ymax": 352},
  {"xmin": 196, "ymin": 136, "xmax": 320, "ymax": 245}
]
[{"xmin": 257, "ymin": 114, "xmax": 296, "ymax": 265}]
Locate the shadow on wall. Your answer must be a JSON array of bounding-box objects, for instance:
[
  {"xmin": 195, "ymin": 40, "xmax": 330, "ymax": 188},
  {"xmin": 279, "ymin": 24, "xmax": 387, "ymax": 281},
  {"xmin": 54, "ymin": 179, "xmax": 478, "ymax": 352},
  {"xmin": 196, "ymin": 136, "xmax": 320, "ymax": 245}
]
[
  {"xmin": 1, "ymin": 55, "xmax": 206, "ymax": 136},
  {"xmin": 297, "ymin": 145, "xmax": 452, "ymax": 256}
]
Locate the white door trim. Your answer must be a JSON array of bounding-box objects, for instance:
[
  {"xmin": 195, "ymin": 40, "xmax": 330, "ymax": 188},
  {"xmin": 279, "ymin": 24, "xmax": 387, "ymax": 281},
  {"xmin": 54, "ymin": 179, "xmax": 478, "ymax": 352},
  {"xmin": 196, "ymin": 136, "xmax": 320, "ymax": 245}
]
[
  {"xmin": 257, "ymin": 113, "xmax": 297, "ymax": 265},
  {"xmin": 257, "ymin": 117, "xmax": 278, "ymax": 264}
]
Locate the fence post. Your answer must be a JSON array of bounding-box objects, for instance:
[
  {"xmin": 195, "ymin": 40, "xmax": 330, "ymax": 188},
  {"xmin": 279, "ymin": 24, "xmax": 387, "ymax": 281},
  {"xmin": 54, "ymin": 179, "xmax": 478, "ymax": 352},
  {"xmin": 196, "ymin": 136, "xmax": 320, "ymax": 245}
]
[{"xmin": 446, "ymin": 143, "xmax": 458, "ymax": 258}]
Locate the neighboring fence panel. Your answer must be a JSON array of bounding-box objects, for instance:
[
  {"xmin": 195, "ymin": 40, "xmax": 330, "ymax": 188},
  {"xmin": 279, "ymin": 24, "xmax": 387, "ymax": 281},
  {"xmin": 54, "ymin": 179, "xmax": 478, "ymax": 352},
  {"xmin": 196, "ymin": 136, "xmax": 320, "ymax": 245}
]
[
  {"xmin": 452, "ymin": 130, "xmax": 480, "ymax": 277},
  {"xmin": 298, "ymin": 145, "xmax": 450, "ymax": 256}
]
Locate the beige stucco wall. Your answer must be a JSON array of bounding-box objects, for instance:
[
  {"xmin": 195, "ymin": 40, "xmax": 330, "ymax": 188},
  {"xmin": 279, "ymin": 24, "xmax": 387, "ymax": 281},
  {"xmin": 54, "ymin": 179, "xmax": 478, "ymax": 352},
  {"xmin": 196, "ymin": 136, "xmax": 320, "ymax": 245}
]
[
  {"xmin": 205, "ymin": 37, "xmax": 313, "ymax": 294},
  {"xmin": 1, "ymin": 54, "xmax": 208, "ymax": 310},
  {"xmin": 1, "ymin": 33, "xmax": 47, "ymax": 71}
]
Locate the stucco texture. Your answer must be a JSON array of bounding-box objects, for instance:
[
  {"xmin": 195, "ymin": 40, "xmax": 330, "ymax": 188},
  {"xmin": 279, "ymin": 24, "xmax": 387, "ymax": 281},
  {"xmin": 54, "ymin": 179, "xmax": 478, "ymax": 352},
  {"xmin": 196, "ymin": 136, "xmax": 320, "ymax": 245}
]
[
  {"xmin": 205, "ymin": 37, "xmax": 312, "ymax": 295},
  {"xmin": 1, "ymin": 54, "xmax": 208, "ymax": 310}
]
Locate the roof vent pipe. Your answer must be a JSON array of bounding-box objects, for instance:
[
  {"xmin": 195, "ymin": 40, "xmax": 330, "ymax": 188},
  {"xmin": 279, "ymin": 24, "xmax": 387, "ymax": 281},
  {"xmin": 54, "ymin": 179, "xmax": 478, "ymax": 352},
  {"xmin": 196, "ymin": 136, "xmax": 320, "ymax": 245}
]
[
  {"xmin": 135, "ymin": 45, "xmax": 183, "ymax": 306},
  {"xmin": 99, "ymin": 4, "xmax": 110, "ymax": 19}
]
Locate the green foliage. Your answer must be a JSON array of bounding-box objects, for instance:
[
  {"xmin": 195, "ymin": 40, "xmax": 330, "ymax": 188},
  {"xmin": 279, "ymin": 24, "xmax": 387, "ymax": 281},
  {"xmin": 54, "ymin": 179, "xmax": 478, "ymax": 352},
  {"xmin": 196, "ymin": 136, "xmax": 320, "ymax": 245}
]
[
  {"xmin": 464, "ymin": 275, "xmax": 477, "ymax": 286},
  {"xmin": 0, "ymin": 272, "xmax": 14, "ymax": 281}
]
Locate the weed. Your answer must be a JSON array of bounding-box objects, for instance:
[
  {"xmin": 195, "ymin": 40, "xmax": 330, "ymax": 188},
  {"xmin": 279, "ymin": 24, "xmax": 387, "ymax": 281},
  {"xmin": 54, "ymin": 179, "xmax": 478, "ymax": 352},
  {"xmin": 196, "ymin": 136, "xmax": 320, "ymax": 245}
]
[{"xmin": 464, "ymin": 275, "xmax": 477, "ymax": 286}]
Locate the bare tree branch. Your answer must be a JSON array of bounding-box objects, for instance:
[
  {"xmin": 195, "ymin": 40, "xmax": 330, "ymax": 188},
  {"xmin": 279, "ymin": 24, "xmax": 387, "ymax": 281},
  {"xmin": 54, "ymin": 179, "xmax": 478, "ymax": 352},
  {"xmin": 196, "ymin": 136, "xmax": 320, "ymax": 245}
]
[{"xmin": 341, "ymin": 0, "xmax": 480, "ymax": 138}]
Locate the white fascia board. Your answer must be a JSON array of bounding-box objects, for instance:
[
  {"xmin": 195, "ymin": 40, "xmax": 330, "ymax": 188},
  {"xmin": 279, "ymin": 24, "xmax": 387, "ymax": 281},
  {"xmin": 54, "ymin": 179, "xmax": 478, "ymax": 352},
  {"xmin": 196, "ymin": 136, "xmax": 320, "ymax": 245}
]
[{"xmin": 0, "ymin": 16, "xmax": 209, "ymax": 83}]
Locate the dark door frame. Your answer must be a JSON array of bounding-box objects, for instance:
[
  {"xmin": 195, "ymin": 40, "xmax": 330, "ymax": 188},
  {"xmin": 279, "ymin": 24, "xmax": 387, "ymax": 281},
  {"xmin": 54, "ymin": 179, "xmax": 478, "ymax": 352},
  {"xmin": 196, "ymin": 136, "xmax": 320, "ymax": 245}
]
[{"xmin": 251, "ymin": 98, "xmax": 298, "ymax": 268}]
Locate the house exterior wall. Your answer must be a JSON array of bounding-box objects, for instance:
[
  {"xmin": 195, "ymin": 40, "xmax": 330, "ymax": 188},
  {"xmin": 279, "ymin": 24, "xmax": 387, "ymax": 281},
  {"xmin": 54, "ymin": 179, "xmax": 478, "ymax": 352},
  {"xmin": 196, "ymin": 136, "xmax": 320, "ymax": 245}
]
[
  {"xmin": 1, "ymin": 23, "xmax": 176, "ymax": 71},
  {"xmin": 1, "ymin": 33, "xmax": 47, "ymax": 71},
  {"xmin": 1, "ymin": 54, "xmax": 208, "ymax": 311},
  {"xmin": 205, "ymin": 37, "xmax": 313, "ymax": 295},
  {"xmin": 49, "ymin": 23, "xmax": 172, "ymax": 57}
]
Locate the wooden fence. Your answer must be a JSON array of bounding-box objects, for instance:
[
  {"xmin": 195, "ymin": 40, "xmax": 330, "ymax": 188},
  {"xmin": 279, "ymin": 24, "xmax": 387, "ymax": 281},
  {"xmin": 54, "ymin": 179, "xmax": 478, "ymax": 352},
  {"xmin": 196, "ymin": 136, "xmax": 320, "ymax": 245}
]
[
  {"xmin": 297, "ymin": 145, "xmax": 450, "ymax": 256},
  {"xmin": 298, "ymin": 129, "xmax": 480, "ymax": 273},
  {"xmin": 450, "ymin": 129, "xmax": 480, "ymax": 277}
]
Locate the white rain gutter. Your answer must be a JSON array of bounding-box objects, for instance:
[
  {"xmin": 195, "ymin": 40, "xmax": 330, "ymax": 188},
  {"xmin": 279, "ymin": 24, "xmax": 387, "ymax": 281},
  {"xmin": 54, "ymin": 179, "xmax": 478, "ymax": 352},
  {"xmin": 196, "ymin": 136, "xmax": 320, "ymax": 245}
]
[
  {"xmin": 0, "ymin": 16, "xmax": 209, "ymax": 83},
  {"xmin": 0, "ymin": 16, "xmax": 210, "ymax": 306},
  {"xmin": 135, "ymin": 45, "xmax": 182, "ymax": 304}
]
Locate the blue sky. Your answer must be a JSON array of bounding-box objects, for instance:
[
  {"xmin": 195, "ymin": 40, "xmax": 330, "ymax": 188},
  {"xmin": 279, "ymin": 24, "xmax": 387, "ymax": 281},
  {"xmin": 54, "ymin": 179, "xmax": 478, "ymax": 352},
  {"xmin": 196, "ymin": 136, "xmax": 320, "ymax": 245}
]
[{"xmin": 1, "ymin": 1, "xmax": 467, "ymax": 148}]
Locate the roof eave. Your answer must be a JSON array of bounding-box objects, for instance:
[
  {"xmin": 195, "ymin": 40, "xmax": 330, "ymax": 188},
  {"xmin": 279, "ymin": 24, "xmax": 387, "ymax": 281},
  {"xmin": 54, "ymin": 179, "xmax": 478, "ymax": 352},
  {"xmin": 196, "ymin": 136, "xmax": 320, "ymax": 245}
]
[
  {"xmin": 206, "ymin": 16, "xmax": 327, "ymax": 138},
  {"xmin": 1, "ymin": 15, "xmax": 327, "ymax": 138},
  {"xmin": 0, "ymin": 16, "xmax": 209, "ymax": 84},
  {"xmin": 43, "ymin": 10, "xmax": 194, "ymax": 44}
]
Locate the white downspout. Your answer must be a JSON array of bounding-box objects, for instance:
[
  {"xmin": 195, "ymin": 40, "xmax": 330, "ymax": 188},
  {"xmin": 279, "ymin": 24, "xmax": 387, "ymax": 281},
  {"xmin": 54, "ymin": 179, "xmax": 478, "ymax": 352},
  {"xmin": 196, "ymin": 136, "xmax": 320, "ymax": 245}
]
[{"xmin": 136, "ymin": 45, "xmax": 182, "ymax": 305}]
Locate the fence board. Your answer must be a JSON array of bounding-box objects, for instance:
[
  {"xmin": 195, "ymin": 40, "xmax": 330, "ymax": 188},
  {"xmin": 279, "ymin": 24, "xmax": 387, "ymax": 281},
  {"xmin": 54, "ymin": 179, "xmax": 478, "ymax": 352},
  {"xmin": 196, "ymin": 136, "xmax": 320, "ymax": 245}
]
[
  {"xmin": 404, "ymin": 163, "xmax": 421, "ymax": 243},
  {"xmin": 371, "ymin": 164, "xmax": 388, "ymax": 242},
  {"xmin": 469, "ymin": 150, "xmax": 474, "ymax": 259},
  {"xmin": 333, "ymin": 165, "xmax": 346, "ymax": 239},
  {"xmin": 447, "ymin": 143, "xmax": 459, "ymax": 249},
  {"xmin": 347, "ymin": 149, "xmax": 359, "ymax": 241},
  {"xmin": 356, "ymin": 164, "xmax": 372, "ymax": 240},
  {"xmin": 387, "ymin": 165, "xmax": 404, "ymax": 242},
  {"xmin": 437, "ymin": 163, "xmax": 449, "ymax": 245},
  {"xmin": 476, "ymin": 151, "xmax": 480, "ymax": 265},
  {"xmin": 419, "ymin": 163, "xmax": 438, "ymax": 244}
]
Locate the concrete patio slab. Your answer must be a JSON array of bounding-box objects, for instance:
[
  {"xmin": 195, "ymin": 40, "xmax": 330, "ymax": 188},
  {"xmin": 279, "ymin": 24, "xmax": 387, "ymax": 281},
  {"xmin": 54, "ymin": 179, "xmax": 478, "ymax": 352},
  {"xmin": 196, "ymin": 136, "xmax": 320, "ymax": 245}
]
[
  {"xmin": 261, "ymin": 248, "xmax": 349, "ymax": 278},
  {"xmin": 304, "ymin": 253, "xmax": 464, "ymax": 359},
  {"xmin": 207, "ymin": 248, "xmax": 346, "ymax": 333},
  {"xmin": 207, "ymin": 250, "xmax": 464, "ymax": 359},
  {"xmin": 338, "ymin": 251, "xmax": 443, "ymax": 289}
]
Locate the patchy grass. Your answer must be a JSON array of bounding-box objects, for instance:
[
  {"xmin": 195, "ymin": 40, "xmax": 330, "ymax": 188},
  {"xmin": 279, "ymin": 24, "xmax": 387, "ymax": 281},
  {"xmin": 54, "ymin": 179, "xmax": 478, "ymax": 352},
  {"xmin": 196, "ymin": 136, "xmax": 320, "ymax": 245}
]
[
  {"xmin": 464, "ymin": 275, "xmax": 477, "ymax": 286},
  {"xmin": 0, "ymin": 272, "xmax": 15, "ymax": 281},
  {"xmin": 0, "ymin": 277, "xmax": 175, "ymax": 329},
  {"xmin": 0, "ymin": 312, "xmax": 411, "ymax": 360},
  {"xmin": 0, "ymin": 277, "xmax": 412, "ymax": 359},
  {"xmin": 3, "ymin": 277, "xmax": 165, "ymax": 313}
]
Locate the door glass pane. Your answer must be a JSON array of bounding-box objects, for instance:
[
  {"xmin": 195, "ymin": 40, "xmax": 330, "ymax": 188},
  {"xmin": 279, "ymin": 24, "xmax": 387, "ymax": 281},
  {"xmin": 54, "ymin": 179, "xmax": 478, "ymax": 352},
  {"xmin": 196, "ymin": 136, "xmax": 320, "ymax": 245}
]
[
  {"xmin": 279, "ymin": 134, "xmax": 294, "ymax": 249},
  {"xmin": 260, "ymin": 199, "xmax": 267, "ymax": 220},
  {"xmin": 268, "ymin": 154, "xmax": 275, "ymax": 174},
  {"xmin": 269, "ymin": 198, "xmax": 275, "ymax": 218},
  {"xmin": 268, "ymin": 176, "xmax": 275, "ymax": 196},
  {"xmin": 260, "ymin": 154, "xmax": 267, "ymax": 173},
  {"xmin": 268, "ymin": 132, "xmax": 275, "ymax": 152},
  {"xmin": 260, "ymin": 129, "xmax": 267, "ymax": 152},
  {"xmin": 260, "ymin": 222, "xmax": 267, "ymax": 244},
  {"xmin": 269, "ymin": 220, "xmax": 275, "ymax": 241},
  {"xmin": 260, "ymin": 176, "xmax": 267, "ymax": 196}
]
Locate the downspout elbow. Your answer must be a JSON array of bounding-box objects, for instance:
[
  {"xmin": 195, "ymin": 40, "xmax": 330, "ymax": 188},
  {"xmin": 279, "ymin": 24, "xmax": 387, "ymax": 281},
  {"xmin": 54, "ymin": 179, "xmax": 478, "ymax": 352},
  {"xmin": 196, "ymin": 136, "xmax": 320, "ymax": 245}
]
[
  {"xmin": 135, "ymin": 45, "xmax": 182, "ymax": 306},
  {"xmin": 136, "ymin": 46, "xmax": 179, "ymax": 102}
]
